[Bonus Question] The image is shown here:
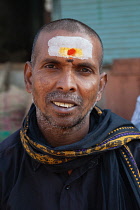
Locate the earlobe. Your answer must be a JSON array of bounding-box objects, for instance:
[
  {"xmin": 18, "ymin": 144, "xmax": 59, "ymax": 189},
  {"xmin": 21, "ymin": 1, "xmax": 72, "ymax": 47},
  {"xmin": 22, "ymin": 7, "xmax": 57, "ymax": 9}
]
[
  {"xmin": 24, "ymin": 61, "xmax": 33, "ymax": 93},
  {"xmin": 96, "ymin": 72, "xmax": 108, "ymax": 102}
]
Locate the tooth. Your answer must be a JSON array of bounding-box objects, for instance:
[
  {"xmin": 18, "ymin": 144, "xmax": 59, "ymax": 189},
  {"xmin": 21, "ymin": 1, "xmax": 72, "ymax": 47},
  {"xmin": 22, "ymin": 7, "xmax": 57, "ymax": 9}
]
[{"xmin": 53, "ymin": 102, "xmax": 74, "ymax": 108}]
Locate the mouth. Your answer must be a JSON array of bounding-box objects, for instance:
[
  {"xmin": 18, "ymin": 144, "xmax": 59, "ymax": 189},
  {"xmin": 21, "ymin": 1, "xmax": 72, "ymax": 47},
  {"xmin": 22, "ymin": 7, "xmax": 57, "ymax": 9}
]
[{"xmin": 53, "ymin": 101, "xmax": 75, "ymax": 108}]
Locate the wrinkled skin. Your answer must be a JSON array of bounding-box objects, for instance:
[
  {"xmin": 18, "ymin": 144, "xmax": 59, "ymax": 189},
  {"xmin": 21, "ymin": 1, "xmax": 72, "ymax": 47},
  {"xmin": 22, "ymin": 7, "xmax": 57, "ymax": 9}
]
[{"xmin": 24, "ymin": 30, "xmax": 107, "ymax": 146}]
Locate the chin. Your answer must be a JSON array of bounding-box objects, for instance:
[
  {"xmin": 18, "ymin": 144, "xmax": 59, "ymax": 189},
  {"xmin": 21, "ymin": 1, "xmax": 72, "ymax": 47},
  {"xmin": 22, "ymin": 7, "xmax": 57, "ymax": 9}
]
[{"xmin": 49, "ymin": 116, "xmax": 86, "ymax": 130}]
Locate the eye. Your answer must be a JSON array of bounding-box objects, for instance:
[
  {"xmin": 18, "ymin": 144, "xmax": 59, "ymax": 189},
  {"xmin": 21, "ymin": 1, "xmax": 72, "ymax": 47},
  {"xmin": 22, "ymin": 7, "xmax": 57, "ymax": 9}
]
[
  {"xmin": 81, "ymin": 67, "xmax": 92, "ymax": 72},
  {"xmin": 79, "ymin": 67, "xmax": 93, "ymax": 74},
  {"xmin": 44, "ymin": 64, "xmax": 56, "ymax": 69}
]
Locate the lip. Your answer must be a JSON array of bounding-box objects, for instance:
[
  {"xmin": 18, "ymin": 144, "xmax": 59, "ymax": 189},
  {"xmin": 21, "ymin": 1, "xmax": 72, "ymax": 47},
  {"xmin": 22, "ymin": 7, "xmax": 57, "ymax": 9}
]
[
  {"xmin": 52, "ymin": 99, "xmax": 77, "ymax": 105},
  {"xmin": 51, "ymin": 99, "xmax": 78, "ymax": 114}
]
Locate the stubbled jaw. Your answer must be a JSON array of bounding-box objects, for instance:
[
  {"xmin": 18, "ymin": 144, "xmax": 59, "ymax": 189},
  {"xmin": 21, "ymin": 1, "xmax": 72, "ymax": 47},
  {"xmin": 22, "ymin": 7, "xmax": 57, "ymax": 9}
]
[{"xmin": 53, "ymin": 101, "xmax": 75, "ymax": 108}]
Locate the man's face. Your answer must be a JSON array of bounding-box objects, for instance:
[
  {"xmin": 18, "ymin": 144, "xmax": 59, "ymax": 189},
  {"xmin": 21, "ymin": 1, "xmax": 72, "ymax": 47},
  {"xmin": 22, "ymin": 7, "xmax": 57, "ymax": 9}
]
[{"xmin": 24, "ymin": 30, "xmax": 107, "ymax": 129}]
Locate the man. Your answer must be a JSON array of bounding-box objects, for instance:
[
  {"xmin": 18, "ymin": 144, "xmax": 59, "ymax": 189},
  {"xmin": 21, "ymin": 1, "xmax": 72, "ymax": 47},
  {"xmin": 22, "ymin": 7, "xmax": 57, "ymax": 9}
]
[{"xmin": 0, "ymin": 19, "xmax": 140, "ymax": 210}]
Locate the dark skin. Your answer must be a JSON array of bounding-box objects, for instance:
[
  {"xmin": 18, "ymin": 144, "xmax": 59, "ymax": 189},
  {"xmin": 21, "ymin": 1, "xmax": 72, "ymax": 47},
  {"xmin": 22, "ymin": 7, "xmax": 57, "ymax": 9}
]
[{"xmin": 24, "ymin": 29, "xmax": 107, "ymax": 147}]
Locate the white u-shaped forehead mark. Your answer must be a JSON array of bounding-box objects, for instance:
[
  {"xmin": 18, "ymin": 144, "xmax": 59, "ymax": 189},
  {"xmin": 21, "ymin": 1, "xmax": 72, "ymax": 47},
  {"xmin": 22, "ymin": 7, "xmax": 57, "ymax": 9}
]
[{"xmin": 48, "ymin": 36, "xmax": 93, "ymax": 59}]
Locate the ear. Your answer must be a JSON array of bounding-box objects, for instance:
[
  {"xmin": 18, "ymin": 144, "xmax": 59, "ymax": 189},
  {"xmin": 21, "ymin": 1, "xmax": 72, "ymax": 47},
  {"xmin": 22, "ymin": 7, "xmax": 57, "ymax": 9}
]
[
  {"xmin": 96, "ymin": 72, "xmax": 107, "ymax": 102},
  {"xmin": 24, "ymin": 61, "xmax": 33, "ymax": 93}
]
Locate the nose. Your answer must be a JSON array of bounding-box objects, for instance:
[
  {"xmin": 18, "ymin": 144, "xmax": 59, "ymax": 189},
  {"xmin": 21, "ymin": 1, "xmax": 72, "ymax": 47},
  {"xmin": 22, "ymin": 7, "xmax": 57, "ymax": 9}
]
[{"xmin": 56, "ymin": 70, "xmax": 77, "ymax": 92}]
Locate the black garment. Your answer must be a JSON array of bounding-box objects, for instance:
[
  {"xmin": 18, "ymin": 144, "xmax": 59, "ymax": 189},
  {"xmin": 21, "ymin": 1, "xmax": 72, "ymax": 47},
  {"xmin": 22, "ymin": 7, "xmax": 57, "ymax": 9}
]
[{"xmin": 0, "ymin": 106, "xmax": 140, "ymax": 210}]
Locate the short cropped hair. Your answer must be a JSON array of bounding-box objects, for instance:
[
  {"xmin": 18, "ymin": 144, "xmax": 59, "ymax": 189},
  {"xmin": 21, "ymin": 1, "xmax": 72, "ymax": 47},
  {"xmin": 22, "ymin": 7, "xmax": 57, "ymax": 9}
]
[{"xmin": 31, "ymin": 18, "xmax": 103, "ymax": 69}]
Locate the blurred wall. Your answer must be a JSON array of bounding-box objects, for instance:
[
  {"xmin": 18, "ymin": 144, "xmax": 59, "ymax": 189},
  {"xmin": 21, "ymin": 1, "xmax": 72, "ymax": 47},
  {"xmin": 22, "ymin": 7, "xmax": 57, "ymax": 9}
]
[
  {"xmin": 0, "ymin": 0, "xmax": 45, "ymax": 62},
  {"xmin": 105, "ymin": 58, "xmax": 140, "ymax": 120},
  {"xmin": 52, "ymin": 0, "xmax": 140, "ymax": 65}
]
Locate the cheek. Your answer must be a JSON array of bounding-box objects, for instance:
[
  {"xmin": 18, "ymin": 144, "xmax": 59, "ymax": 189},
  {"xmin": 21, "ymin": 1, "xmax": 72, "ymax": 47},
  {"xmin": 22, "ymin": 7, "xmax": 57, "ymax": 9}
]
[
  {"xmin": 81, "ymin": 80, "xmax": 99, "ymax": 97},
  {"xmin": 80, "ymin": 80, "xmax": 100, "ymax": 109},
  {"xmin": 31, "ymin": 75, "xmax": 50, "ymax": 99}
]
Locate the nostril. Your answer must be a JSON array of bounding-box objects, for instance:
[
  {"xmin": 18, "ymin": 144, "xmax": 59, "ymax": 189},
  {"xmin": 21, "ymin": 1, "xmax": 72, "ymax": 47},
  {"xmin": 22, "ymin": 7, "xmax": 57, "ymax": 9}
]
[{"xmin": 70, "ymin": 87, "xmax": 75, "ymax": 91}]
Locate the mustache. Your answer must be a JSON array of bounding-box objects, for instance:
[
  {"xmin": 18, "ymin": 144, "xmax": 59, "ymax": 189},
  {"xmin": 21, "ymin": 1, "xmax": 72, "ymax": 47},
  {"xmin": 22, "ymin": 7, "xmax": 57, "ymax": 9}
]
[{"xmin": 45, "ymin": 91, "xmax": 83, "ymax": 105}]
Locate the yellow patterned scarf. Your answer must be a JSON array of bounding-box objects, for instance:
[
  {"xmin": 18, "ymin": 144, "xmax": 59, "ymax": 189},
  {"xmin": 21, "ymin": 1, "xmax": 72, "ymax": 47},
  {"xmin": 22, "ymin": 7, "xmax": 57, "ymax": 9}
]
[{"xmin": 20, "ymin": 105, "xmax": 140, "ymax": 165}]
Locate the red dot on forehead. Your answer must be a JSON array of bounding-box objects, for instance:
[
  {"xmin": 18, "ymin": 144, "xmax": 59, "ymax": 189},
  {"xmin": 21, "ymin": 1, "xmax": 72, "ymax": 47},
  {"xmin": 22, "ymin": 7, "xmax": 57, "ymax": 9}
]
[{"xmin": 67, "ymin": 48, "xmax": 76, "ymax": 56}]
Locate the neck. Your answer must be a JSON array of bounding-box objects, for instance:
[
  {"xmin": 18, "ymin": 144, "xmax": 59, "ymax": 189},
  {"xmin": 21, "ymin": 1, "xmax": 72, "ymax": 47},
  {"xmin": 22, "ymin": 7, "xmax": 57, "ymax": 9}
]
[{"xmin": 36, "ymin": 112, "xmax": 90, "ymax": 147}]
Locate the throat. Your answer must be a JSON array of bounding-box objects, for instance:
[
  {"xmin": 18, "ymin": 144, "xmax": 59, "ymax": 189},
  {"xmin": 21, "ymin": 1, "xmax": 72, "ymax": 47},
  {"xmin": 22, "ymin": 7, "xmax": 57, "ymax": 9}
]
[{"xmin": 39, "ymin": 123, "xmax": 89, "ymax": 147}]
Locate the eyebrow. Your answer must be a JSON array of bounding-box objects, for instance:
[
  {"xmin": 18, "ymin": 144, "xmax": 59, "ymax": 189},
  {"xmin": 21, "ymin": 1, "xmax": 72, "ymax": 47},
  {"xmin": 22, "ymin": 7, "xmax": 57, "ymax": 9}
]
[
  {"xmin": 76, "ymin": 62, "xmax": 96, "ymax": 69},
  {"xmin": 41, "ymin": 58, "xmax": 61, "ymax": 64}
]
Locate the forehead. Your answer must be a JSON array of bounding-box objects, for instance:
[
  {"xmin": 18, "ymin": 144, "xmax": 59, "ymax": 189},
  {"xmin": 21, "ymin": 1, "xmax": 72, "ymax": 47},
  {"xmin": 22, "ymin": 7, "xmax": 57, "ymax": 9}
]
[{"xmin": 35, "ymin": 30, "xmax": 102, "ymax": 63}]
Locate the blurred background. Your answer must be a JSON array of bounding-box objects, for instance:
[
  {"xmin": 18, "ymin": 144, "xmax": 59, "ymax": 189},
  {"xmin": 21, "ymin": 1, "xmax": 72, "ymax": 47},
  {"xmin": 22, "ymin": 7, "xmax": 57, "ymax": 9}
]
[{"xmin": 0, "ymin": 0, "xmax": 140, "ymax": 141}]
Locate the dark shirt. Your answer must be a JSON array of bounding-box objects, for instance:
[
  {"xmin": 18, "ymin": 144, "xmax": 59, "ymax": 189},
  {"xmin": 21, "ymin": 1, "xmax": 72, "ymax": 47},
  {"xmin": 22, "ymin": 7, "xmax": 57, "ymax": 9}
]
[
  {"xmin": 0, "ymin": 130, "xmax": 140, "ymax": 210},
  {"xmin": 1, "ymin": 106, "xmax": 140, "ymax": 210}
]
